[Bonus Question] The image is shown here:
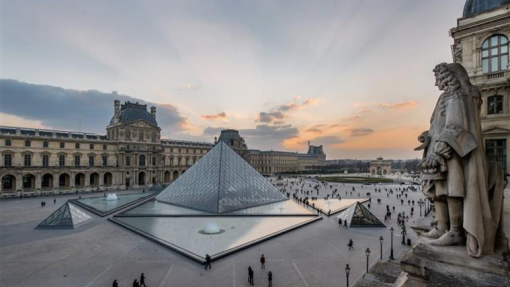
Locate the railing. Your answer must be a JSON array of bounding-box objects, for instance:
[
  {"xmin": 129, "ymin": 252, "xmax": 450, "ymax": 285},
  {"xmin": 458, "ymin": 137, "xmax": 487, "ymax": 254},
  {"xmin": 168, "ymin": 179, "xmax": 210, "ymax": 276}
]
[{"xmin": 486, "ymin": 72, "xmax": 505, "ymax": 80}]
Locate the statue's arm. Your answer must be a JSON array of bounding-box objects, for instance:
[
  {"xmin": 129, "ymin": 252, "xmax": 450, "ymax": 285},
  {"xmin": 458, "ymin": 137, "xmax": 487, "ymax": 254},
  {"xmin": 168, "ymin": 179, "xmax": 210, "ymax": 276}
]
[{"xmin": 437, "ymin": 95, "xmax": 478, "ymax": 157}]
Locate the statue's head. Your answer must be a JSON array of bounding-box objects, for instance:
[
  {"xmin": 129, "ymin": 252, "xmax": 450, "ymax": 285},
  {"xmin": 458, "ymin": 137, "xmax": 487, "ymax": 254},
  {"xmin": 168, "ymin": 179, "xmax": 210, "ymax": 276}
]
[{"xmin": 433, "ymin": 62, "xmax": 470, "ymax": 92}]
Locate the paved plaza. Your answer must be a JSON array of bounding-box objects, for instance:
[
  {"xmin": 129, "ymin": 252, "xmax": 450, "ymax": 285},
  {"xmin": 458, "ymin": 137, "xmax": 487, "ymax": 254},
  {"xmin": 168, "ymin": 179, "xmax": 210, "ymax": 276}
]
[{"xmin": 1, "ymin": 178, "xmax": 508, "ymax": 287}]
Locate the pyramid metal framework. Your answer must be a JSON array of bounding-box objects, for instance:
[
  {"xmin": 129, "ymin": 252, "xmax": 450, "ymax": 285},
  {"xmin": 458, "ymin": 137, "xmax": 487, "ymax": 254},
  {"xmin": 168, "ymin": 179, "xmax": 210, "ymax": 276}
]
[
  {"xmin": 337, "ymin": 202, "xmax": 385, "ymax": 228},
  {"xmin": 37, "ymin": 202, "xmax": 92, "ymax": 229},
  {"xmin": 156, "ymin": 142, "xmax": 288, "ymax": 213}
]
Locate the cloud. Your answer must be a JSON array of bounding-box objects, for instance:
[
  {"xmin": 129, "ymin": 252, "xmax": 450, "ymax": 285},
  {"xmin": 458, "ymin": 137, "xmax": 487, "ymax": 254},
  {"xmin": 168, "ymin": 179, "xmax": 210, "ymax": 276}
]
[
  {"xmin": 257, "ymin": 98, "xmax": 320, "ymax": 123},
  {"xmin": 305, "ymin": 128, "xmax": 323, "ymax": 134},
  {"xmin": 0, "ymin": 79, "xmax": 187, "ymax": 134},
  {"xmin": 173, "ymin": 83, "xmax": 201, "ymax": 91},
  {"xmin": 201, "ymin": 112, "xmax": 227, "ymax": 121},
  {"xmin": 350, "ymin": 128, "xmax": 374, "ymax": 136},
  {"xmin": 203, "ymin": 124, "xmax": 299, "ymax": 149},
  {"xmin": 299, "ymin": 136, "xmax": 344, "ymax": 146},
  {"xmin": 258, "ymin": 111, "xmax": 285, "ymax": 123},
  {"xmin": 377, "ymin": 101, "xmax": 418, "ymax": 109}
]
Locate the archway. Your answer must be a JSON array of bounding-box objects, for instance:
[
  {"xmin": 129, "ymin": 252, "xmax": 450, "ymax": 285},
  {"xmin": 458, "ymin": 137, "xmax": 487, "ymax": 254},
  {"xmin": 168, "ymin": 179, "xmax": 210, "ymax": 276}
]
[
  {"xmin": 376, "ymin": 166, "xmax": 382, "ymax": 175},
  {"xmin": 103, "ymin": 172, "xmax": 113, "ymax": 187},
  {"xmin": 41, "ymin": 173, "xmax": 54, "ymax": 189},
  {"xmin": 22, "ymin": 174, "xmax": 36, "ymax": 190},
  {"xmin": 2, "ymin": 174, "xmax": 16, "ymax": 191},
  {"xmin": 173, "ymin": 170, "xmax": 179, "ymax": 181},
  {"xmin": 138, "ymin": 172, "xmax": 146, "ymax": 186},
  {"xmin": 90, "ymin": 172, "xmax": 99, "ymax": 188},
  {"xmin": 59, "ymin": 173, "xmax": 70, "ymax": 189},
  {"xmin": 75, "ymin": 173, "xmax": 85, "ymax": 188},
  {"xmin": 164, "ymin": 171, "xmax": 171, "ymax": 183}
]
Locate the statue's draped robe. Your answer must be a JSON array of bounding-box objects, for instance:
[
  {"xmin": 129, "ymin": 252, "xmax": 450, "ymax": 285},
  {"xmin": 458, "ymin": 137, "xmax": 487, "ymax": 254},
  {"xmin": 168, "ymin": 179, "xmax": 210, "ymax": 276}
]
[{"xmin": 424, "ymin": 85, "xmax": 504, "ymax": 257}]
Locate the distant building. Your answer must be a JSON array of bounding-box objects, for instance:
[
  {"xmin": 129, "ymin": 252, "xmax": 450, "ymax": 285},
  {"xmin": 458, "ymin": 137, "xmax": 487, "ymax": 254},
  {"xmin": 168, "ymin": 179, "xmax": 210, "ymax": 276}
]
[
  {"xmin": 450, "ymin": 0, "xmax": 510, "ymax": 173},
  {"xmin": 248, "ymin": 141, "xmax": 326, "ymax": 175},
  {"xmin": 370, "ymin": 157, "xmax": 391, "ymax": 176},
  {"xmin": 215, "ymin": 129, "xmax": 249, "ymax": 159},
  {"xmin": 0, "ymin": 100, "xmax": 213, "ymax": 197}
]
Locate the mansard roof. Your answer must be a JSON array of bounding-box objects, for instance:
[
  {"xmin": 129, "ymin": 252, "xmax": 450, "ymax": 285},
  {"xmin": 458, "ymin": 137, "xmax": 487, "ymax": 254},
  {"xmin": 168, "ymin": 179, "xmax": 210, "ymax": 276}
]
[{"xmin": 111, "ymin": 101, "xmax": 158, "ymax": 127}]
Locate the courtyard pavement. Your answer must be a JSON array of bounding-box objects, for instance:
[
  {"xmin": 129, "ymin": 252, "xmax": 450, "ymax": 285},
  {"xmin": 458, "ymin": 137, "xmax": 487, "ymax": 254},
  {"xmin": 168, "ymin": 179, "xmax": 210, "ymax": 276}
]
[{"xmin": 1, "ymin": 178, "xmax": 507, "ymax": 287}]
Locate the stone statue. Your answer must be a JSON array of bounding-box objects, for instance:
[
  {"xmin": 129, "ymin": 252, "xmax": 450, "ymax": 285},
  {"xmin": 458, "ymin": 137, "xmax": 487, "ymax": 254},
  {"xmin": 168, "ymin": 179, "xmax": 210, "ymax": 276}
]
[{"xmin": 416, "ymin": 62, "xmax": 507, "ymax": 257}]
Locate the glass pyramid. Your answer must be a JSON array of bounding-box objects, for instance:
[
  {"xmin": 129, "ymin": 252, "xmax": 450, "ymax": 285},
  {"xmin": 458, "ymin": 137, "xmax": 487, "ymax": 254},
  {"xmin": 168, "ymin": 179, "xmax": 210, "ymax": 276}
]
[
  {"xmin": 337, "ymin": 202, "xmax": 385, "ymax": 228},
  {"xmin": 37, "ymin": 202, "xmax": 92, "ymax": 229},
  {"xmin": 156, "ymin": 142, "xmax": 288, "ymax": 213}
]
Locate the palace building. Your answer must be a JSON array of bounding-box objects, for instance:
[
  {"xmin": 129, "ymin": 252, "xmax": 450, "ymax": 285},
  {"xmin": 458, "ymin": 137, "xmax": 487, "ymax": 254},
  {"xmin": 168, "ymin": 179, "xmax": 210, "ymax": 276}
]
[
  {"xmin": 0, "ymin": 101, "xmax": 213, "ymax": 198},
  {"xmin": 450, "ymin": 0, "xmax": 510, "ymax": 173},
  {"xmin": 0, "ymin": 100, "xmax": 326, "ymax": 197}
]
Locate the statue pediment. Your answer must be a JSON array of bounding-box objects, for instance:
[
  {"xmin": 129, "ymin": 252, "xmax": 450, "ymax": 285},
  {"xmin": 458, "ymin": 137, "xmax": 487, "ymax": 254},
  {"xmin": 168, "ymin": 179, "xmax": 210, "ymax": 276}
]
[{"xmin": 482, "ymin": 126, "xmax": 510, "ymax": 134}]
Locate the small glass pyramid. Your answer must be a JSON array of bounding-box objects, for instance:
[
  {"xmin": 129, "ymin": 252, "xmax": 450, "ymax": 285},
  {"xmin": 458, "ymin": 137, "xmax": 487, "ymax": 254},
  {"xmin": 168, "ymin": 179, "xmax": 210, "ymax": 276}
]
[
  {"xmin": 337, "ymin": 202, "xmax": 385, "ymax": 227},
  {"xmin": 37, "ymin": 202, "xmax": 92, "ymax": 229},
  {"xmin": 156, "ymin": 142, "xmax": 288, "ymax": 213}
]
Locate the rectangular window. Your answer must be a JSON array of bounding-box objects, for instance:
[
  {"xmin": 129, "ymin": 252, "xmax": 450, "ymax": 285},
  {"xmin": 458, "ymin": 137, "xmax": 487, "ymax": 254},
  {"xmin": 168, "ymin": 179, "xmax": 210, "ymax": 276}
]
[
  {"xmin": 42, "ymin": 155, "xmax": 49, "ymax": 167},
  {"xmin": 90, "ymin": 144, "xmax": 94, "ymax": 150},
  {"xmin": 59, "ymin": 155, "xmax": 65, "ymax": 166},
  {"xmin": 126, "ymin": 156, "xmax": 131, "ymax": 166},
  {"xmin": 24, "ymin": 154, "xmax": 31, "ymax": 167},
  {"xmin": 152, "ymin": 157, "xmax": 156, "ymax": 166},
  {"xmin": 102, "ymin": 155, "xmax": 107, "ymax": 166},
  {"xmin": 4, "ymin": 154, "xmax": 12, "ymax": 167},
  {"xmin": 89, "ymin": 155, "xmax": 94, "ymax": 167},
  {"xmin": 103, "ymin": 144, "xmax": 107, "ymax": 150},
  {"xmin": 25, "ymin": 140, "xmax": 31, "ymax": 147},
  {"xmin": 76, "ymin": 143, "xmax": 80, "ymax": 149},
  {"xmin": 486, "ymin": 139, "xmax": 507, "ymax": 173},
  {"xmin": 75, "ymin": 156, "xmax": 80, "ymax": 166},
  {"xmin": 43, "ymin": 141, "xmax": 48, "ymax": 148},
  {"xmin": 60, "ymin": 142, "xmax": 65, "ymax": 148}
]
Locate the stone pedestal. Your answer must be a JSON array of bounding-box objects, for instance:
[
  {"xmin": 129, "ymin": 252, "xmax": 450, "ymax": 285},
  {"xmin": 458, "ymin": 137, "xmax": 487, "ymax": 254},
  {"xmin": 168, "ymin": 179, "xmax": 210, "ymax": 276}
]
[{"xmin": 398, "ymin": 242, "xmax": 509, "ymax": 287}]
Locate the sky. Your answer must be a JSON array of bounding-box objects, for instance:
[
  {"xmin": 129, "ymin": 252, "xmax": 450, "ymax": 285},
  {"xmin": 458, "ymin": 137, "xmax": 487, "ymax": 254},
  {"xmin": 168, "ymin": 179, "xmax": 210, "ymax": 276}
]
[{"xmin": 0, "ymin": 0, "xmax": 467, "ymax": 160}]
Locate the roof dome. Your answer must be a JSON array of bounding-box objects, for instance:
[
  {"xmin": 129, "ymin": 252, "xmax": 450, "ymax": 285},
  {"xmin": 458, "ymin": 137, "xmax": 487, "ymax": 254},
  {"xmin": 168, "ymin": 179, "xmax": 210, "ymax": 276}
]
[
  {"xmin": 463, "ymin": 0, "xmax": 510, "ymax": 17},
  {"xmin": 110, "ymin": 101, "xmax": 158, "ymax": 127}
]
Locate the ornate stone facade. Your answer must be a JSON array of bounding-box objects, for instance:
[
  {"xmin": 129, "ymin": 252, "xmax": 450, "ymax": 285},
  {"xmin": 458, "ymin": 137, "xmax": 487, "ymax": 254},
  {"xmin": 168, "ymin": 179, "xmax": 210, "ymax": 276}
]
[
  {"xmin": 248, "ymin": 143, "xmax": 326, "ymax": 175},
  {"xmin": 369, "ymin": 157, "xmax": 391, "ymax": 175},
  {"xmin": 0, "ymin": 101, "xmax": 213, "ymax": 198},
  {"xmin": 450, "ymin": 2, "xmax": 510, "ymax": 173}
]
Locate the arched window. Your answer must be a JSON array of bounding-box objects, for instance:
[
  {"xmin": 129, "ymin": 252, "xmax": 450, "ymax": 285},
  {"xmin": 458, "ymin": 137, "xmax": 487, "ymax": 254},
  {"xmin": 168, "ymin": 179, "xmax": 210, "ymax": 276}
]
[
  {"xmin": 482, "ymin": 35, "xmax": 508, "ymax": 74},
  {"xmin": 488, "ymin": 95, "xmax": 504, "ymax": 114},
  {"xmin": 139, "ymin": 155, "xmax": 146, "ymax": 166}
]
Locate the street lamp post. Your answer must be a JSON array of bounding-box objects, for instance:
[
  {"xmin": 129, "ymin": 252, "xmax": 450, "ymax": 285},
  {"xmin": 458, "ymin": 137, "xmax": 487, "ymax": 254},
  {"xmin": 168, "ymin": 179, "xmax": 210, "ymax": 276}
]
[
  {"xmin": 365, "ymin": 248, "xmax": 371, "ymax": 273},
  {"xmin": 345, "ymin": 264, "xmax": 350, "ymax": 287},
  {"xmin": 379, "ymin": 236, "xmax": 384, "ymax": 260},
  {"xmin": 389, "ymin": 227, "xmax": 394, "ymax": 260}
]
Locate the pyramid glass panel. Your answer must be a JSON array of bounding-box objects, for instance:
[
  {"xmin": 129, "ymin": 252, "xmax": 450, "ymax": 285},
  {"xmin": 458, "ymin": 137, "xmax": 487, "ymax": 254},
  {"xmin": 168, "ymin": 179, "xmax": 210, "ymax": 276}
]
[
  {"xmin": 156, "ymin": 142, "xmax": 287, "ymax": 213},
  {"xmin": 337, "ymin": 202, "xmax": 385, "ymax": 227},
  {"xmin": 37, "ymin": 202, "xmax": 92, "ymax": 229}
]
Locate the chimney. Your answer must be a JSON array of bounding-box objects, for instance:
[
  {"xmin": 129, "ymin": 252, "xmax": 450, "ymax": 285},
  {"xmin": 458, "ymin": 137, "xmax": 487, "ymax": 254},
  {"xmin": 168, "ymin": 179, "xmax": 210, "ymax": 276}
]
[
  {"xmin": 150, "ymin": 106, "xmax": 157, "ymax": 118},
  {"xmin": 114, "ymin": 99, "xmax": 120, "ymax": 114}
]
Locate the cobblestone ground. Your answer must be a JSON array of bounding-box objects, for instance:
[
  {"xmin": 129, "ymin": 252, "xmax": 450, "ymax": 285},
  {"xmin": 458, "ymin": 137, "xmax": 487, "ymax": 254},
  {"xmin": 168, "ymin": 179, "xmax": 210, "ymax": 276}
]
[{"xmin": 1, "ymin": 177, "xmax": 504, "ymax": 287}]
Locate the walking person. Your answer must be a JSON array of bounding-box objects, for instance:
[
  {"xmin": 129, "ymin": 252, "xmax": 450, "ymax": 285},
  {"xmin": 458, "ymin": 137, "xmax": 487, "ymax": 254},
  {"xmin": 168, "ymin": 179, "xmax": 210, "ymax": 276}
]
[
  {"xmin": 248, "ymin": 266, "xmax": 254, "ymax": 285},
  {"xmin": 348, "ymin": 239, "xmax": 354, "ymax": 250},
  {"xmin": 268, "ymin": 271, "xmax": 273, "ymax": 287},
  {"xmin": 204, "ymin": 254, "xmax": 212, "ymax": 270},
  {"xmin": 260, "ymin": 254, "xmax": 266, "ymax": 269},
  {"xmin": 112, "ymin": 279, "xmax": 119, "ymax": 287},
  {"xmin": 140, "ymin": 273, "xmax": 147, "ymax": 287},
  {"xmin": 343, "ymin": 221, "xmax": 348, "ymax": 229}
]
